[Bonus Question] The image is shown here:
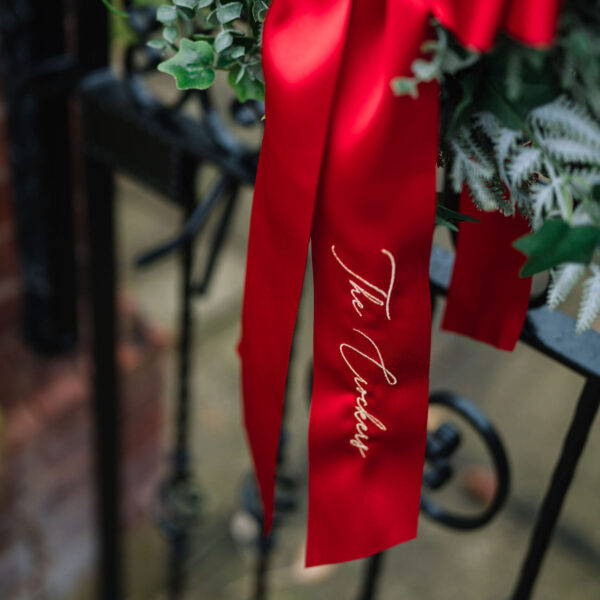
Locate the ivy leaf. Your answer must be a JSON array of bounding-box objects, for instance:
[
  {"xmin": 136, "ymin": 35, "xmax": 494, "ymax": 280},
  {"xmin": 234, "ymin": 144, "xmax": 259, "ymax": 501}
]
[
  {"xmin": 216, "ymin": 2, "xmax": 242, "ymax": 23},
  {"xmin": 228, "ymin": 64, "xmax": 264, "ymax": 102},
  {"xmin": 196, "ymin": 0, "xmax": 213, "ymax": 6},
  {"xmin": 157, "ymin": 4, "xmax": 178, "ymax": 24},
  {"xmin": 514, "ymin": 219, "xmax": 600, "ymax": 276},
  {"xmin": 158, "ymin": 39, "xmax": 215, "ymax": 90}
]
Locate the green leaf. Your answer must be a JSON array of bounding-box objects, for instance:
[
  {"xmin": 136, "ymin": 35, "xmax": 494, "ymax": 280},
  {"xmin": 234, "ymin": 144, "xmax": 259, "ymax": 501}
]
[
  {"xmin": 147, "ymin": 39, "xmax": 168, "ymax": 51},
  {"xmin": 216, "ymin": 2, "xmax": 242, "ymax": 23},
  {"xmin": 477, "ymin": 76, "xmax": 557, "ymax": 131},
  {"xmin": 176, "ymin": 6, "xmax": 195, "ymax": 19},
  {"xmin": 514, "ymin": 219, "xmax": 600, "ymax": 276},
  {"xmin": 174, "ymin": 0, "xmax": 198, "ymax": 8},
  {"xmin": 158, "ymin": 39, "xmax": 216, "ymax": 90},
  {"xmin": 446, "ymin": 75, "xmax": 477, "ymax": 134},
  {"xmin": 230, "ymin": 46, "xmax": 245, "ymax": 59},
  {"xmin": 227, "ymin": 64, "xmax": 264, "ymax": 102},
  {"xmin": 157, "ymin": 4, "xmax": 178, "ymax": 23},
  {"xmin": 214, "ymin": 30, "xmax": 233, "ymax": 52},
  {"xmin": 197, "ymin": 0, "xmax": 213, "ymax": 6},
  {"xmin": 163, "ymin": 25, "xmax": 178, "ymax": 44},
  {"xmin": 435, "ymin": 214, "xmax": 458, "ymax": 231},
  {"xmin": 252, "ymin": 0, "xmax": 269, "ymax": 22},
  {"xmin": 101, "ymin": 0, "xmax": 129, "ymax": 18},
  {"xmin": 436, "ymin": 203, "xmax": 480, "ymax": 225}
]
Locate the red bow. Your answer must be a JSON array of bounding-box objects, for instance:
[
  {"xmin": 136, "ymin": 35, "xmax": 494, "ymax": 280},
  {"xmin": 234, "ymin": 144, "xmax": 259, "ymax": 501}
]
[{"xmin": 239, "ymin": 0, "xmax": 560, "ymax": 567}]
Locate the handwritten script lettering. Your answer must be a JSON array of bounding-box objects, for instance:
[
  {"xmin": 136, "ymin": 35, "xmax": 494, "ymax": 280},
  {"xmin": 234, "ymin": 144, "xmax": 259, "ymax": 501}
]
[
  {"xmin": 331, "ymin": 246, "xmax": 395, "ymax": 320},
  {"xmin": 331, "ymin": 245, "xmax": 397, "ymax": 458}
]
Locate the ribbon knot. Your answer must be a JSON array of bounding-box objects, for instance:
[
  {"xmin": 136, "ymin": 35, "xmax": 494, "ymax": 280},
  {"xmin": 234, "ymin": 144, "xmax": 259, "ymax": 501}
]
[{"xmin": 240, "ymin": 0, "xmax": 560, "ymax": 566}]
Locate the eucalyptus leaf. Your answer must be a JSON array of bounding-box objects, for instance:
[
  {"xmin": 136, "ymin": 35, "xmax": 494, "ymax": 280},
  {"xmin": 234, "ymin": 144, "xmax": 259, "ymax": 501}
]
[
  {"xmin": 514, "ymin": 219, "xmax": 600, "ymax": 276},
  {"xmin": 174, "ymin": 0, "xmax": 198, "ymax": 8},
  {"xmin": 147, "ymin": 39, "xmax": 168, "ymax": 51},
  {"xmin": 214, "ymin": 30, "xmax": 233, "ymax": 52},
  {"xmin": 163, "ymin": 25, "xmax": 178, "ymax": 44},
  {"xmin": 157, "ymin": 4, "xmax": 177, "ymax": 24},
  {"xmin": 158, "ymin": 38, "xmax": 216, "ymax": 90},
  {"xmin": 230, "ymin": 46, "xmax": 245, "ymax": 59},
  {"xmin": 176, "ymin": 6, "xmax": 195, "ymax": 19}
]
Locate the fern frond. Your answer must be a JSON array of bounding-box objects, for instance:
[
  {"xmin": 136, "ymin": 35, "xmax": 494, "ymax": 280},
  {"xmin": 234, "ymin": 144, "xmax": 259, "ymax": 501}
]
[
  {"xmin": 474, "ymin": 112, "xmax": 500, "ymax": 140},
  {"xmin": 576, "ymin": 266, "xmax": 600, "ymax": 333},
  {"xmin": 529, "ymin": 96, "xmax": 600, "ymax": 148},
  {"xmin": 449, "ymin": 140, "xmax": 468, "ymax": 194},
  {"xmin": 449, "ymin": 133, "xmax": 494, "ymax": 193},
  {"xmin": 548, "ymin": 263, "xmax": 586, "ymax": 309},
  {"xmin": 508, "ymin": 146, "xmax": 543, "ymax": 185},
  {"xmin": 541, "ymin": 137, "xmax": 600, "ymax": 165},
  {"xmin": 463, "ymin": 173, "xmax": 498, "ymax": 211},
  {"xmin": 531, "ymin": 178, "xmax": 563, "ymax": 228}
]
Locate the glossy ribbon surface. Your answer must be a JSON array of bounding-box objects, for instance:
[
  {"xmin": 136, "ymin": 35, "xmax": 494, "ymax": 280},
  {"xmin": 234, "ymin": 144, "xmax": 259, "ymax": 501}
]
[{"xmin": 240, "ymin": 0, "xmax": 560, "ymax": 566}]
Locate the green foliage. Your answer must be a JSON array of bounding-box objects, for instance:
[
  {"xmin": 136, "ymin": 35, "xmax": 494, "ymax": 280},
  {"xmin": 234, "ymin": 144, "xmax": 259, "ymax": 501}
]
[
  {"xmin": 435, "ymin": 202, "xmax": 479, "ymax": 231},
  {"xmin": 148, "ymin": 0, "xmax": 267, "ymax": 102},
  {"xmin": 157, "ymin": 39, "xmax": 216, "ymax": 89},
  {"xmin": 394, "ymin": 2, "xmax": 600, "ymax": 330},
  {"xmin": 102, "ymin": 0, "xmax": 129, "ymax": 18},
  {"xmin": 113, "ymin": 0, "xmax": 600, "ymax": 330},
  {"xmin": 514, "ymin": 220, "xmax": 600, "ymax": 276}
]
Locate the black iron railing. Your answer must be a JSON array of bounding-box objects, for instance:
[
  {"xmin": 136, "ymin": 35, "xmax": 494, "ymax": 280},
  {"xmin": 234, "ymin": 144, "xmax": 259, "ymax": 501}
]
[{"xmin": 0, "ymin": 1, "xmax": 598, "ymax": 599}]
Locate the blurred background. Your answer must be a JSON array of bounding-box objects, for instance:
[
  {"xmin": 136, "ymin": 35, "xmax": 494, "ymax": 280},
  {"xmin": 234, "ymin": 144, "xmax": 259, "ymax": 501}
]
[{"xmin": 0, "ymin": 1, "xmax": 598, "ymax": 599}]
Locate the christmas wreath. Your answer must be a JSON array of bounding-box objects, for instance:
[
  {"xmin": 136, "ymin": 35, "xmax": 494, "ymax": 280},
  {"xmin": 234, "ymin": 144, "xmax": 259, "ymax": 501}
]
[{"xmin": 116, "ymin": 0, "xmax": 599, "ymax": 332}]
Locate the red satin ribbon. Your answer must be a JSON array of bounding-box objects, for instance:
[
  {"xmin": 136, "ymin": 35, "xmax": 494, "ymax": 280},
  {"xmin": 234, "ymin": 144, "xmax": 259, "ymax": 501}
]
[
  {"xmin": 240, "ymin": 0, "xmax": 560, "ymax": 567},
  {"xmin": 442, "ymin": 189, "xmax": 533, "ymax": 350}
]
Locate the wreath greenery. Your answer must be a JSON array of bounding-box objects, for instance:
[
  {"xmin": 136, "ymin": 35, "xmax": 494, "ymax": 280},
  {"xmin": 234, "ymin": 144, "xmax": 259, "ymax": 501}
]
[{"xmin": 108, "ymin": 0, "xmax": 600, "ymax": 331}]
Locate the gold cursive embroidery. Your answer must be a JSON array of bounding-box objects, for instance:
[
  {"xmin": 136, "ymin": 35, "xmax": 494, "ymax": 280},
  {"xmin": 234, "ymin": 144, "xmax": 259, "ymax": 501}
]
[
  {"xmin": 340, "ymin": 329, "xmax": 397, "ymax": 458},
  {"xmin": 331, "ymin": 246, "xmax": 395, "ymax": 320},
  {"xmin": 331, "ymin": 245, "xmax": 397, "ymax": 458}
]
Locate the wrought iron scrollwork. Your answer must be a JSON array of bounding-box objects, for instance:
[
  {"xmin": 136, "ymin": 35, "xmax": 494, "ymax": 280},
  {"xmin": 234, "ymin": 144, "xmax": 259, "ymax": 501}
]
[{"xmin": 421, "ymin": 390, "xmax": 510, "ymax": 530}]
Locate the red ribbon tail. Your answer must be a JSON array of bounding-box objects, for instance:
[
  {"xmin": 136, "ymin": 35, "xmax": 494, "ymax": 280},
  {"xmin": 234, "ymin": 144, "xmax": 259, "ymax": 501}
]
[{"xmin": 442, "ymin": 188, "xmax": 532, "ymax": 351}]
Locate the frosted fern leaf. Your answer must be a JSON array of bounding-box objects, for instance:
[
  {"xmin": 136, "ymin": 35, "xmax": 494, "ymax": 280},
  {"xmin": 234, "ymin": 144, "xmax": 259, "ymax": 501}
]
[
  {"xmin": 529, "ymin": 96, "xmax": 600, "ymax": 148},
  {"xmin": 464, "ymin": 174, "xmax": 498, "ymax": 211},
  {"xmin": 508, "ymin": 147, "xmax": 543, "ymax": 186},
  {"xmin": 541, "ymin": 138, "xmax": 600, "ymax": 165},
  {"xmin": 474, "ymin": 112, "xmax": 500, "ymax": 140},
  {"xmin": 531, "ymin": 180, "xmax": 558, "ymax": 228},
  {"xmin": 576, "ymin": 266, "xmax": 600, "ymax": 333},
  {"xmin": 547, "ymin": 263, "xmax": 586, "ymax": 310}
]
